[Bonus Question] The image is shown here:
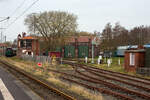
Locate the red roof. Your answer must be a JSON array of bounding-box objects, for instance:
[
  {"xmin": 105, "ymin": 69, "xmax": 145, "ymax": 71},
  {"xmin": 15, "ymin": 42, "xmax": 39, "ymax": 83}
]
[
  {"xmin": 68, "ymin": 36, "xmax": 99, "ymax": 43},
  {"xmin": 0, "ymin": 43, "xmax": 7, "ymax": 47},
  {"xmin": 78, "ymin": 36, "xmax": 93, "ymax": 42},
  {"xmin": 20, "ymin": 36, "xmax": 37, "ymax": 40}
]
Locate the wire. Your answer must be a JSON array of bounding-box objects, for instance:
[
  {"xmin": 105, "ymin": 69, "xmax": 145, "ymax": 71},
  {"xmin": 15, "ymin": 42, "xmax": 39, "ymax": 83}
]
[
  {"xmin": 0, "ymin": 17, "xmax": 9, "ymax": 23},
  {"xmin": 9, "ymin": 0, "xmax": 27, "ymax": 17},
  {"xmin": 7, "ymin": 0, "xmax": 39, "ymax": 29}
]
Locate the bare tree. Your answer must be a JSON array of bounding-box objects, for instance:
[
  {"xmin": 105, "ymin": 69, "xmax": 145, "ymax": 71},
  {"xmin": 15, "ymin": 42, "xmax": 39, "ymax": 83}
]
[
  {"xmin": 100, "ymin": 22, "xmax": 150, "ymax": 52},
  {"xmin": 24, "ymin": 11, "xmax": 78, "ymax": 51},
  {"xmin": 100, "ymin": 22, "xmax": 129, "ymax": 51},
  {"xmin": 100, "ymin": 23, "xmax": 113, "ymax": 51}
]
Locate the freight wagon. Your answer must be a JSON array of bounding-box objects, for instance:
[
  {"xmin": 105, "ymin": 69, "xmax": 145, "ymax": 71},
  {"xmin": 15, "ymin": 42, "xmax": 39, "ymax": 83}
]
[{"xmin": 116, "ymin": 45, "xmax": 150, "ymax": 57}]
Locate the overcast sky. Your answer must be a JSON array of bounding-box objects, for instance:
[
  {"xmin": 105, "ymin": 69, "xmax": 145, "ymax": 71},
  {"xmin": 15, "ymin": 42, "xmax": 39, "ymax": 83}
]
[{"xmin": 0, "ymin": 0, "xmax": 150, "ymax": 41}]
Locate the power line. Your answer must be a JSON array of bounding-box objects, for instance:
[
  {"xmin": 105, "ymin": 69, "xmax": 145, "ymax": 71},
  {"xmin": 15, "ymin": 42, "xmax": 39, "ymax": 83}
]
[
  {"xmin": 7, "ymin": 0, "xmax": 39, "ymax": 29},
  {"xmin": 9, "ymin": 0, "xmax": 27, "ymax": 17},
  {"xmin": 0, "ymin": 17, "xmax": 10, "ymax": 23}
]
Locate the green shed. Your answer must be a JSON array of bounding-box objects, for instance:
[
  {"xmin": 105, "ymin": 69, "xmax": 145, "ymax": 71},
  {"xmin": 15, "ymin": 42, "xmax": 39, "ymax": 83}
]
[
  {"xmin": 55, "ymin": 47, "xmax": 62, "ymax": 52},
  {"xmin": 78, "ymin": 45, "xmax": 89, "ymax": 58},
  {"xmin": 145, "ymin": 48, "xmax": 150, "ymax": 67},
  {"xmin": 64, "ymin": 45, "xmax": 75, "ymax": 58}
]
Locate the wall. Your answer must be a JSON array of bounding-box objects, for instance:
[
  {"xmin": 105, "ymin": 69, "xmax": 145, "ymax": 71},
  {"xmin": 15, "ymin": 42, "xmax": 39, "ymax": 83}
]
[{"xmin": 124, "ymin": 50, "xmax": 145, "ymax": 72}]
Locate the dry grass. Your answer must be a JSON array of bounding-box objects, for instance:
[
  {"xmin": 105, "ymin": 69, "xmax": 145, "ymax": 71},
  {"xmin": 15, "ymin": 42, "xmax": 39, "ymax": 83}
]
[
  {"xmin": 47, "ymin": 77, "xmax": 103, "ymax": 100},
  {"xmin": 70, "ymin": 85, "xmax": 103, "ymax": 100},
  {"xmin": 0, "ymin": 56, "xmax": 104, "ymax": 100}
]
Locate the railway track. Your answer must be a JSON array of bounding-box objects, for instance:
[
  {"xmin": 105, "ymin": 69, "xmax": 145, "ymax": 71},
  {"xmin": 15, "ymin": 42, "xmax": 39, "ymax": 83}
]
[
  {"xmin": 65, "ymin": 58, "xmax": 150, "ymax": 82},
  {"xmin": 84, "ymin": 64, "xmax": 150, "ymax": 85},
  {"xmin": 63, "ymin": 60, "xmax": 150, "ymax": 88},
  {"xmin": 0, "ymin": 60, "xmax": 75, "ymax": 100},
  {"xmin": 76, "ymin": 64, "xmax": 150, "ymax": 92},
  {"xmin": 49, "ymin": 68, "xmax": 150, "ymax": 100},
  {"xmin": 48, "ymin": 69, "xmax": 134, "ymax": 100},
  {"xmin": 62, "ymin": 60, "xmax": 150, "ymax": 100}
]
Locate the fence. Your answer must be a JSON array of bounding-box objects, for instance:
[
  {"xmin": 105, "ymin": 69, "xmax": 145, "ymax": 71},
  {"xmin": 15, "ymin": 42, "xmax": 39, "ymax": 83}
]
[
  {"xmin": 136, "ymin": 67, "xmax": 150, "ymax": 76},
  {"xmin": 21, "ymin": 55, "xmax": 61, "ymax": 64}
]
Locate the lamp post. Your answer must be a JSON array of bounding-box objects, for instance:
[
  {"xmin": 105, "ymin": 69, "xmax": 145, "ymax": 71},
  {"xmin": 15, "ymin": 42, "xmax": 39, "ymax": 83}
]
[
  {"xmin": 91, "ymin": 41, "xmax": 94, "ymax": 63},
  {"xmin": 91, "ymin": 37, "xmax": 96, "ymax": 63}
]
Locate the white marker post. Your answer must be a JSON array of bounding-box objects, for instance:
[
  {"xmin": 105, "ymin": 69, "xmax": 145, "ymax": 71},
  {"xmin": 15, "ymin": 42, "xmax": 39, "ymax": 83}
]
[
  {"xmin": 99, "ymin": 55, "xmax": 102, "ymax": 64},
  {"xmin": 118, "ymin": 58, "xmax": 120, "ymax": 65},
  {"xmin": 107, "ymin": 59, "xmax": 111, "ymax": 67},
  {"xmin": 85, "ymin": 57, "xmax": 88, "ymax": 63},
  {"xmin": 98, "ymin": 57, "xmax": 100, "ymax": 65}
]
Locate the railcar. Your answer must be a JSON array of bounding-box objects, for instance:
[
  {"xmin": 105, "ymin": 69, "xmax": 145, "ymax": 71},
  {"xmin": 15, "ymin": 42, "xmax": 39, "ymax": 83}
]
[{"xmin": 5, "ymin": 47, "xmax": 16, "ymax": 57}]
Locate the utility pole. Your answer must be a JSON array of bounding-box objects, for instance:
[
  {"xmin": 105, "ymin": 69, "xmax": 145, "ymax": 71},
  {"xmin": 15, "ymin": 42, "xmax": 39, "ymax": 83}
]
[
  {"xmin": 1, "ymin": 31, "xmax": 3, "ymax": 43},
  {"xmin": 4, "ymin": 36, "xmax": 6, "ymax": 43},
  {"xmin": 0, "ymin": 17, "xmax": 9, "ymax": 43},
  {"xmin": 0, "ymin": 17, "xmax": 9, "ymax": 56},
  {"xmin": 91, "ymin": 37, "xmax": 97, "ymax": 63},
  {"xmin": 0, "ymin": 28, "xmax": 6, "ymax": 43}
]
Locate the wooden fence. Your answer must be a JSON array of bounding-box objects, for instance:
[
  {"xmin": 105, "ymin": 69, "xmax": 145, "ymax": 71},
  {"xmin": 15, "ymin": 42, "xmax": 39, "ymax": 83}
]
[{"xmin": 136, "ymin": 67, "xmax": 150, "ymax": 76}]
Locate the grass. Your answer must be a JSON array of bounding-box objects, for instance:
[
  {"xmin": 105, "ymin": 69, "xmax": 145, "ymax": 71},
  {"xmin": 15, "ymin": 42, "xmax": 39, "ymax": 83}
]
[
  {"xmin": 0, "ymin": 56, "xmax": 104, "ymax": 100},
  {"xmin": 82, "ymin": 57, "xmax": 150, "ymax": 78},
  {"xmin": 93, "ymin": 57, "xmax": 125, "ymax": 73},
  {"xmin": 69, "ymin": 85, "xmax": 103, "ymax": 100}
]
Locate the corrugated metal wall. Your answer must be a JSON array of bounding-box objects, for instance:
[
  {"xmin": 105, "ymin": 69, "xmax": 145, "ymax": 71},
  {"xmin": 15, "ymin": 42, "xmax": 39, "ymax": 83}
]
[
  {"xmin": 145, "ymin": 48, "xmax": 150, "ymax": 67},
  {"xmin": 78, "ymin": 45, "xmax": 88, "ymax": 58},
  {"xmin": 64, "ymin": 45, "xmax": 75, "ymax": 58}
]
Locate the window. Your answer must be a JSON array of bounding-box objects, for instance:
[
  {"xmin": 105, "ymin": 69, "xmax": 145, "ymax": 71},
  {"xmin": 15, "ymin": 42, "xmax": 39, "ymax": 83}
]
[
  {"xmin": 130, "ymin": 53, "xmax": 135, "ymax": 66},
  {"xmin": 26, "ymin": 40, "xmax": 32, "ymax": 48},
  {"xmin": 20, "ymin": 40, "xmax": 26, "ymax": 48},
  {"xmin": 28, "ymin": 52, "xmax": 31, "ymax": 55},
  {"xmin": 20, "ymin": 40, "xmax": 32, "ymax": 48}
]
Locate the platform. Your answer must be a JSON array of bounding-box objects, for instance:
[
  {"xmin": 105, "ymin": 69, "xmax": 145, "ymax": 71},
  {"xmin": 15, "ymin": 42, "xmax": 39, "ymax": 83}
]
[{"xmin": 0, "ymin": 66, "xmax": 41, "ymax": 100}]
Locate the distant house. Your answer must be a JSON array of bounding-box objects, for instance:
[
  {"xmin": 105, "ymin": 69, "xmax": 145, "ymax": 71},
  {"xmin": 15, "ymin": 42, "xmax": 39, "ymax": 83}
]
[
  {"xmin": 0, "ymin": 43, "xmax": 8, "ymax": 56},
  {"xmin": 17, "ymin": 32, "xmax": 39, "ymax": 56},
  {"xmin": 124, "ymin": 45, "xmax": 150, "ymax": 74}
]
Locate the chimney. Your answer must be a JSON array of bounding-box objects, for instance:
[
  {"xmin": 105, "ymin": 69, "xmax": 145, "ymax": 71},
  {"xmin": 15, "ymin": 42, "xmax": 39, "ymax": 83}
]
[
  {"xmin": 18, "ymin": 34, "xmax": 21, "ymax": 39},
  {"xmin": 22, "ymin": 32, "xmax": 26, "ymax": 37}
]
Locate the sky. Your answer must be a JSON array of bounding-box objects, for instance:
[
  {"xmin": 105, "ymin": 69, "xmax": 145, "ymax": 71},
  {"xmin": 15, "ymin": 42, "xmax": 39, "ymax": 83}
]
[{"xmin": 0, "ymin": 0, "xmax": 150, "ymax": 41}]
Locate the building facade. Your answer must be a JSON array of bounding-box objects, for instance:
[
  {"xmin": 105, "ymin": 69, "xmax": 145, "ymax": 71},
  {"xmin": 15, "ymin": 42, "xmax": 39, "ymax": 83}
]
[
  {"xmin": 17, "ymin": 32, "xmax": 39, "ymax": 56},
  {"xmin": 0, "ymin": 43, "xmax": 7, "ymax": 56},
  {"xmin": 62, "ymin": 36, "xmax": 100, "ymax": 58}
]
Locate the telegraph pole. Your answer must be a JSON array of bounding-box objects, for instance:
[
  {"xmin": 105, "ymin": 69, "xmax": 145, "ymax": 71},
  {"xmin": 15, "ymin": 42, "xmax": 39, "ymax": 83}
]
[
  {"xmin": 0, "ymin": 17, "xmax": 9, "ymax": 43},
  {"xmin": 4, "ymin": 36, "xmax": 6, "ymax": 43},
  {"xmin": 0, "ymin": 28, "xmax": 6, "ymax": 43},
  {"xmin": 0, "ymin": 17, "xmax": 9, "ymax": 56}
]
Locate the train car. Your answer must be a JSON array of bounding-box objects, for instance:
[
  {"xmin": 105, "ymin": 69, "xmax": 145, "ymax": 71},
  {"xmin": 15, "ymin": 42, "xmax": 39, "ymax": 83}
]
[
  {"xmin": 5, "ymin": 47, "xmax": 16, "ymax": 57},
  {"xmin": 116, "ymin": 44, "xmax": 150, "ymax": 57},
  {"xmin": 49, "ymin": 52, "xmax": 61, "ymax": 57},
  {"xmin": 116, "ymin": 46, "xmax": 129, "ymax": 57}
]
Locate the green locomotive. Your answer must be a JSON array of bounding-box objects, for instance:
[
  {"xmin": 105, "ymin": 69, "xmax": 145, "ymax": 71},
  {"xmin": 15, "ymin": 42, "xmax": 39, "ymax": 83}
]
[{"xmin": 5, "ymin": 48, "xmax": 16, "ymax": 57}]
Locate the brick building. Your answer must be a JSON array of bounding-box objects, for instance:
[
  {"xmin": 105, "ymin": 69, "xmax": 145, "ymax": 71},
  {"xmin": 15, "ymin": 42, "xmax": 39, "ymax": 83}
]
[
  {"xmin": 17, "ymin": 33, "xmax": 39, "ymax": 56},
  {"xmin": 0, "ymin": 43, "xmax": 8, "ymax": 56},
  {"xmin": 124, "ymin": 49, "xmax": 145, "ymax": 72},
  {"xmin": 62, "ymin": 36, "xmax": 100, "ymax": 58}
]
